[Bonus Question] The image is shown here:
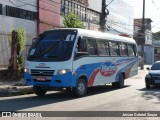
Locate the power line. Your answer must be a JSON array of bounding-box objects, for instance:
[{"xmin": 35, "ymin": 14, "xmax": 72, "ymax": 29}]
[
  {"xmin": 8, "ymin": 0, "xmax": 61, "ymax": 15},
  {"xmin": 106, "ymin": 19, "xmax": 160, "ymax": 40},
  {"xmin": 9, "ymin": 0, "xmax": 28, "ymax": 7},
  {"xmin": 152, "ymin": 19, "xmax": 160, "ymax": 29},
  {"xmin": 106, "ymin": 0, "xmax": 114, "ymax": 7}
]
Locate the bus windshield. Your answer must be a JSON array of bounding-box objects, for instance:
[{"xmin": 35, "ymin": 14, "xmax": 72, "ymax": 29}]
[{"xmin": 27, "ymin": 30, "xmax": 77, "ymax": 62}]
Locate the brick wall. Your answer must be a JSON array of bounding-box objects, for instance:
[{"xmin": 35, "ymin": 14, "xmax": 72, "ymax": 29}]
[{"xmin": 38, "ymin": 0, "xmax": 61, "ymax": 34}]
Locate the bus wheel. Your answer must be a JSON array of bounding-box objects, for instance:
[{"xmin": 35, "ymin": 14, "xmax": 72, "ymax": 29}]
[
  {"xmin": 75, "ymin": 79, "xmax": 87, "ymax": 97},
  {"xmin": 112, "ymin": 74, "xmax": 124, "ymax": 88},
  {"xmin": 33, "ymin": 86, "xmax": 47, "ymax": 97}
]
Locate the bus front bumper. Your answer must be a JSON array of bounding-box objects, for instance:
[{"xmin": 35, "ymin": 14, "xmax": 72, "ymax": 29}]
[{"xmin": 24, "ymin": 73, "xmax": 77, "ymax": 88}]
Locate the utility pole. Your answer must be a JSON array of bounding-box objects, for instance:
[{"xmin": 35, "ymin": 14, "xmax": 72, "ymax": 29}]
[
  {"xmin": 140, "ymin": 0, "xmax": 145, "ymax": 70},
  {"xmin": 100, "ymin": 0, "xmax": 107, "ymax": 32}
]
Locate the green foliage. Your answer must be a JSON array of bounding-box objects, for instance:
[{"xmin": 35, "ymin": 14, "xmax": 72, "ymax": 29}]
[
  {"xmin": 8, "ymin": 27, "xmax": 26, "ymax": 79},
  {"xmin": 16, "ymin": 28, "xmax": 26, "ymax": 53},
  {"xmin": 63, "ymin": 11, "xmax": 85, "ymax": 28},
  {"xmin": 17, "ymin": 55, "xmax": 24, "ymax": 77},
  {"xmin": 15, "ymin": 28, "xmax": 26, "ymax": 78}
]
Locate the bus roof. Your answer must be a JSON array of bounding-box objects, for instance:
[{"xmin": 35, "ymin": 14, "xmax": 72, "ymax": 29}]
[{"xmin": 47, "ymin": 28, "xmax": 136, "ymax": 44}]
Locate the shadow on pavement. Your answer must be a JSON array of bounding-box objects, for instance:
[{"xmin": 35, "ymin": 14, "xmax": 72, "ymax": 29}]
[
  {"xmin": 138, "ymin": 86, "xmax": 160, "ymax": 101},
  {"xmin": 0, "ymin": 85, "xmax": 130, "ymax": 111}
]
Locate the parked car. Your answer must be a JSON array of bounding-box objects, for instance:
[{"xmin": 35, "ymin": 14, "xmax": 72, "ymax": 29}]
[{"xmin": 145, "ymin": 61, "xmax": 160, "ymax": 88}]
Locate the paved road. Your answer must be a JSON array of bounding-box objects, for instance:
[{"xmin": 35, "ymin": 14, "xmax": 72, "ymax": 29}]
[{"xmin": 0, "ymin": 68, "xmax": 160, "ymax": 119}]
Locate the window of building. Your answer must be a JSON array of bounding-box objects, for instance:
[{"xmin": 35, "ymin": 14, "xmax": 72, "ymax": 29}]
[
  {"xmin": 109, "ymin": 42, "xmax": 120, "ymax": 56},
  {"xmin": 87, "ymin": 38, "xmax": 98, "ymax": 55},
  {"xmin": 0, "ymin": 4, "xmax": 2, "ymax": 15},
  {"xmin": 61, "ymin": 0, "xmax": 100, "ymax": 25},
  {"xmin": 68, "ymin": 1, "xmax": 72, "ymax": 13},
  {"xmin": 61, "ymin": 0, "xmax": 65, "ymax": 14},
  {"xmin": 6, "ymin": 5, "xmax": 36, "ymax": 21},
  {"xmin": 97, "ymin": 40, "xmax": 110, "ymax": 56},
  {"xmin": 119, "ymin": 42, "xmax": 128, "ymax": 56},
  {"xmin": 128, "ymin": 44, "xmax": 136, "ymax": 57},
  {"xmin": 87, "ymin": 9, "xmax": 100, "ymax": 25}
]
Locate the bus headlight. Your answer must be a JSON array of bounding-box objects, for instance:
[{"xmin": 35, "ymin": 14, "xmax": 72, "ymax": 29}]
[
  {"xmin": 57, "ymin": 69, "xmax": 71, "ymax": 75},
  {"xmin": 24, "ymin": 68, "xmax": 29, "ymax": 74}
]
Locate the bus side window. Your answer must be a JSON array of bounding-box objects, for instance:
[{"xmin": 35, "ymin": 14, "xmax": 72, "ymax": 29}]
[
  {"xmin": 76, "ymin": 37, "xmax": 87, "ymax": 52},
  {"xmin": 128, "ymin": 44, "xmax": 135, "ymax": 57},
  {"xmin": 79, "ymin": 39, "xmax": 87, "ymax": 52},
  {"xmin": 75, "ymin": 37, "xmax": 88, "ymax": 59},
  {"xmin": 87, "ymin": 38, "xmax": 98, "ymax": 55},
  {"xmin": 97, "ymin": 40, "xmax": 110, "ymax": 56},
  {"xmin": 119, "ymin": 42, "xmax": 128, "ymax": 56},
  {"xmin": 109, "ymin": 41, "xmax": 120, "ymax": 56}
]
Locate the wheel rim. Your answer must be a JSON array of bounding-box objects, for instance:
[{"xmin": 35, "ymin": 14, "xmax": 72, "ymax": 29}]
[{"xmin": 78, "ymin": 82, "xmax": 86, "ymax": 94}]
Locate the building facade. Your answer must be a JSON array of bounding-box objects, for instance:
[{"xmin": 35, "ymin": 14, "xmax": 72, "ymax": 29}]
[
  {"xmin": 0, "ymin": 0, "xmax": 37, "ymax": 68},
  {"xmin": 134, "ymin": 18, "xmax": 154, "ymax": 64},
  {"xmin": 37, "ymin": 0, "xmax": 60, "ymax": 34},
  {"xmin": 60, "ymin": 0, "xmax": 101, "ymax": 31},
  {"xmin": 153, "ymin": 40, "xmax": 160, "ymax": 62}
]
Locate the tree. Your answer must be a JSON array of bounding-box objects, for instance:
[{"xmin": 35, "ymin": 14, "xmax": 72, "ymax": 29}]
[
  {"xmin": 16, "ymin": 28, "xmax": 26, "ymax": 77},
  {"xmin": 63, "ymin": 11, "xmax": 85, "ymax": 28},
  {"xmin": 9, "ymin": 28, "xmax": 26, "ymax": 78}
]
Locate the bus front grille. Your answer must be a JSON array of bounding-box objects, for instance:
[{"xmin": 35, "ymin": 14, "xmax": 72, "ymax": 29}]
[{"xmin": 31, "ymin": 69, "xmax": 55, "ymax": 76}]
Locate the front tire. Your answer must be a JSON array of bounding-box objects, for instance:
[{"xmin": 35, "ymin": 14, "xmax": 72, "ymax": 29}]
[
  {"xmin": 33, "ymin": 86, "xmax": 47, "ymax": 97},
  {"xmin": 75, "ymin": 79, "xmax": 87, "ymax": 97}
]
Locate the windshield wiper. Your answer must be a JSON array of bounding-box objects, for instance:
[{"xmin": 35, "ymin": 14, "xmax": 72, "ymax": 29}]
[{"xmin": 44, "ymin": 56, "xmax": 61, "ymax": 58}]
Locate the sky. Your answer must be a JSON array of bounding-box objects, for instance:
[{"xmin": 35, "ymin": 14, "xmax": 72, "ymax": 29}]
[{"xmin": 123, "ymin": 0, "xmax": 160, "ymax": 32}]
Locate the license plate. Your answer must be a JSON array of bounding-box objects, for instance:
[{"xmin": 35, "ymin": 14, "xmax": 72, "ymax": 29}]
[
  {"xmin": 155, "ymin": 80, "xmax": 160, "ymax": 83},
  {"xmin": 36, "ymin": 76, "xmax": 46, "ymax": 81}
]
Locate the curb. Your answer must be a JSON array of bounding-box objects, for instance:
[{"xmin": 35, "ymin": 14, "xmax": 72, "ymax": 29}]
[{"xmin": 0, "ymin": 86, "xmax": 34, "ymax": 97}]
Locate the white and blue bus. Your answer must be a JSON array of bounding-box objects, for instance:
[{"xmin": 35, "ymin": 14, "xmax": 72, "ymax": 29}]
[{"xmin": 24, "ymin": 28, "xmax": 138, "ymax": 97}]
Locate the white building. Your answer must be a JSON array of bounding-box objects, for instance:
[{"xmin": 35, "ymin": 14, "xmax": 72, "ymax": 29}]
[{"xmin": 0, "ymin": 0, "xmax": 37, "ymax": 67}]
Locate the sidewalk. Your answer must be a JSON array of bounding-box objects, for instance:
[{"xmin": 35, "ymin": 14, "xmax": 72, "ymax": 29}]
[
  {"xmin": 138, "ymin": 65, "xmax": 150, "ymax": 77},
  {"xmin": 0, "ymin": 79, "xmax": 33, "ymax": 97}
]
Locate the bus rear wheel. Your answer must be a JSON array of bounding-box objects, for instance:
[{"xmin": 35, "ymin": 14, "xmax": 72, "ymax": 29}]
[
  {"xmin": 75, "ymin": 79, "xmax": 87, "ymax": 97},
  {"xmin": 112, "ymin": 74, "xmax": 124, "ymax": 88},
  {"xmin": 33, "ymin": 86, "xmax": 47, "ymax": 97}
]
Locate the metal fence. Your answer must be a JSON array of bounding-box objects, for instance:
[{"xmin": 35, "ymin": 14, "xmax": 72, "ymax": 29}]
[{"xmin": 0, "ymin": 32, "xmax": 35, "ymax": 69}]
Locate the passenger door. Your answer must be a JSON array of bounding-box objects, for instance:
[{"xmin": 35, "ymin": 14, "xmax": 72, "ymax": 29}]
[{"xmin": 73, "ymin": 37, "xmax": 99, "ymax": 87}]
